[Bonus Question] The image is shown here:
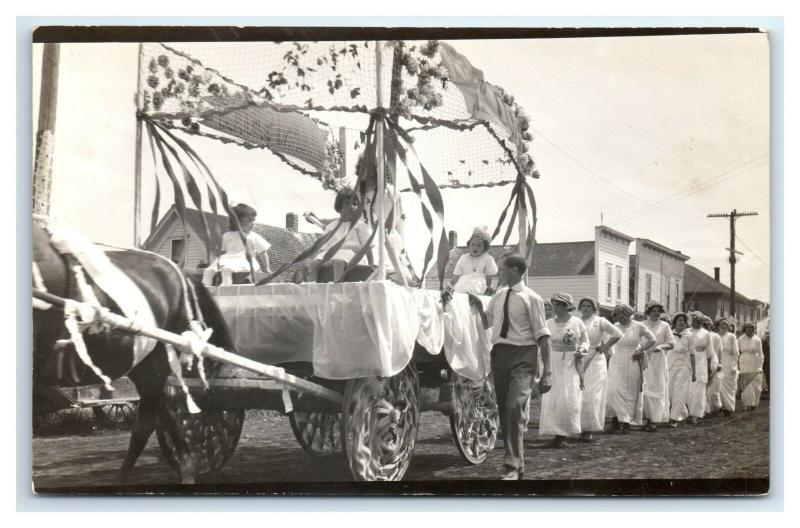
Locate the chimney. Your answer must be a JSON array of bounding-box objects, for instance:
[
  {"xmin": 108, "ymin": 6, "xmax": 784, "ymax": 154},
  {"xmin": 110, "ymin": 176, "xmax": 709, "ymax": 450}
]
[
  {"xmin": 448, "ymin": 230, "xmax": 458, "ymax": 249},
  {"xmin": 714, "ymin": 267, "xmax": 720, "ymax": 282},
  {"xmin": 285, "ymin": 212, "xmax": 299, "ymax": 233}
]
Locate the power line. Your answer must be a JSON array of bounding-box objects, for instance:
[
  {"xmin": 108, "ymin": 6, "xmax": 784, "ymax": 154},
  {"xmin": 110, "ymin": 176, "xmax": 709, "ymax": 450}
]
[
  {"xmin": 532, "ymin": 127, "xmax": 701, "ymax": 219},
  {"xmin": 563, "ymin": 153, "xmax": 768, "ymax": 242},
  {"xmin": 734, "ymin": 233, "xmax": 770, "ymax": 268}
]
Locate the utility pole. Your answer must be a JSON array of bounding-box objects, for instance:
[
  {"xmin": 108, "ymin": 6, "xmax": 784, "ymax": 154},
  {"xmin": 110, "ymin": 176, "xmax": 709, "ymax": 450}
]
[
  {"xmin": 33, "ymin": 43, "xmax": 60, "ymax": 216},
  {"xmin": 707, "ymin": 209, "xmax": 758, "ymax": 319}
]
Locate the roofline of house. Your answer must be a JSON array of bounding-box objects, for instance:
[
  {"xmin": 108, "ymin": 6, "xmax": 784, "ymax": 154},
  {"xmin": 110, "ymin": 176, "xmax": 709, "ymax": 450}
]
[
  {"xmin": 595, "ymin": 225, "xmax": 635, "ymax": 243},
  {"xmin": 142, "ymin": 204, "xmax": 179, "ymax": 249},
  {"xmin": 636, "ymin": 238, "xmax": 690, "ymax": 261},
  {"xmin": 684, "ymin": 264, "xmax": 759, "ymax": 305}
]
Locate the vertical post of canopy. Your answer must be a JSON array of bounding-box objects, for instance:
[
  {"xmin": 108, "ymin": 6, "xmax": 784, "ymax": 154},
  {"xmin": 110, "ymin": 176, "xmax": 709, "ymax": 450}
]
[
  {"xmin": 375, "ymin": 40, "xmax": 386, "ymax": 281},
  {"xmin": 33, "ymin": 43, "xmax": 60, "ymax": 217},
  {"xmin": 133, "ymin": 43, "xmax": 144, "ymax": 248},
  {"xmin": 518, "ymin": 187, "xmax": 528, "ymax": 286}
]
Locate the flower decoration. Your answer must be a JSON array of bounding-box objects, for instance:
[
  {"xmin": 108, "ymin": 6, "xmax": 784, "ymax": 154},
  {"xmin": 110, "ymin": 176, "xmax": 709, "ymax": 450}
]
[{"xmin": 562, "ymin": 328, "xmax": 575, "ymax": 344}]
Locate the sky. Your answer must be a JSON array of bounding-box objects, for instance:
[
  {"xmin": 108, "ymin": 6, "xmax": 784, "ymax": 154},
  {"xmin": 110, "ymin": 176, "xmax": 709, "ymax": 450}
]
[{"xmin": 32, "ymin": 33, "xmax": 771, "ymax": 301}]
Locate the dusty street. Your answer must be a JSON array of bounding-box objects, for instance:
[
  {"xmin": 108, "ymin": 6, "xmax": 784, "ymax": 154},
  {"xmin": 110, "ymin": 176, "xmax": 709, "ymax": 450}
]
[{"xmin": 32, "ymin": 397, "xmax": 769, "ymax": 492}]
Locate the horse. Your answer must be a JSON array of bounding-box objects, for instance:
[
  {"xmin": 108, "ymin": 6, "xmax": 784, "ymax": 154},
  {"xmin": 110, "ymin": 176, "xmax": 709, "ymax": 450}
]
[{"xmin": 32, "ymin": 221, "xmax": 234, "ymax": 484}]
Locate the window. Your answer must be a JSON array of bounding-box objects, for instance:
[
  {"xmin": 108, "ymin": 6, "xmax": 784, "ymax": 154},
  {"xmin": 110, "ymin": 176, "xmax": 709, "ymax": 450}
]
[
  {"xmin": 606, "ymin": 264, "xmax": 613, "ymax": 300},
  {"xmin": 675, "ymin": 280, "xmax": 680, "ymax": 310},
  {"xmin": 666, "ymin": 279, "xmax": 672, "ymax": 312},
  {"xmin": 645, "ymin": 273, "xmax": 652, "ymax": 304},
  {"xmin": 170, "ymin": 238, "xmax": 185, "ymax": 264},
  {"xmin": 615, "ymin": 266, "xmax": 622, "ymax": 301}
]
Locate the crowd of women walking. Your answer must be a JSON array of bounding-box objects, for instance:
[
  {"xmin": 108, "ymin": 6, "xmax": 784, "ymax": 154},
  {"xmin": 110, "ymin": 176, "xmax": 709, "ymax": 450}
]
[{"xmin": 536, "ymin": 293, "xmax": 767, "ymax": 447}]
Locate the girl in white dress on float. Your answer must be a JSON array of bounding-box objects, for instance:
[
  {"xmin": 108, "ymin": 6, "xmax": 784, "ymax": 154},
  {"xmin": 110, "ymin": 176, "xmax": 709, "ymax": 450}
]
[
  {"xmin": 202, "ymin": 203, "xmax": 272, "ymax": 286},
  {"xmin": 715, "ymin": 319, "xmax": 740, "ymax": 415},
  {"xmin": 667, "ymin": 312, "xmax": 695, "ymax": 427},
  {"xmin": 577, "ymin": 297, "xmax": 623, "ymax": 441},
  {"xmin": 606, "ymin": 304, "xmax": 656, "ymax": 433},
  {"xmin": 686, "ymin": 311, "xmax": 712, "ymax": 424},
  {"xmin": 449, "ymin": 227, "xmax": 498, "ymax": 296},
  {"xmin": 641, "ymin": 301, "xmax": 675, "ymax": 432},
  {"xmin": 738, "ymin": 322, "xmax": 765, "ymax": 410},
  {"xmin": 539, "ymin": 292, "xmax": 589, "ymax": 448}
]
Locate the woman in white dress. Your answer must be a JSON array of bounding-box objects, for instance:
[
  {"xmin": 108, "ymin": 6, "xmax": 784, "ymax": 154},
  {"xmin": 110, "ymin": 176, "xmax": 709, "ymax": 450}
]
[
  {"xmin": 716, "ymin": 319, "xmax": 740, "ymax": 415},
  {"xmin": 738, "ymin": 322, "xmax": 765, "ymax": 410},
  {"xmin": 539, "ymin": 292, "xmax": 589, "ymax": 448},
  {"xmin": 686, "ymin": 311, "xmax": 712, "ymax": 424},
  {"xmin": 641, "ymin": 301, "xmax": 675, "ymax": 432},
  {"xmin": 606, "ymin": 304, "xmax": 656, "ymax": 433},
  {"xmin": 577, "ymin": 297, "xmax": 623, "ymax": 441},
  {"xmin": 667, "ymin": 313, "xmax": 695, "ymax": 427},
  {"xmin": 706, "ymin": 318, "xmax": 724, "ymax": 416}
]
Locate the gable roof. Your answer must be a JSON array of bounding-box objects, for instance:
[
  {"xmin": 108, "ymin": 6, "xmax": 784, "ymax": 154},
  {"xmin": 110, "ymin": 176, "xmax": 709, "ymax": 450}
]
[
  {"xmin": 683, "ymin": 264, "xmax": 756, "ymax": 306},
  {"xmin": 427, "ymin": 240, "xmax": 596, "ymax": 278},
  {"xmin": 145, "ymin": 205, "xmax": 320, "ymax": 280}
]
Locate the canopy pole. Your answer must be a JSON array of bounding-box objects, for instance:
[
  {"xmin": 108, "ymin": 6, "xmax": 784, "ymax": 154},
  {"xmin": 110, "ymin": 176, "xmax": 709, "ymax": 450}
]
[
  {"xmin": 375, "ymin": 40, "xmax": 386, "ymax": 281},
  {"xmin": 518, "ymin": 178, "xmax": 528, "ymax": 286},
  {"xmin": 133, "ymin": 43, "xmax": 144, "ymax": 248}
]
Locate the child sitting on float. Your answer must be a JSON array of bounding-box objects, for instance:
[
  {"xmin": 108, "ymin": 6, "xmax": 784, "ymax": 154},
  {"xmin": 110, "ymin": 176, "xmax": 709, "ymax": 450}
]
[
  {"xmin": 449, "ymin": 226, "xmax": 498, "ymax": 296},
  {"xmin": 202, "ymin": 203, "xmax": 271, "ymax": 286},
  {"xmin": 306, "ymin": 188, "xmax": 374, "ymax": 283}
]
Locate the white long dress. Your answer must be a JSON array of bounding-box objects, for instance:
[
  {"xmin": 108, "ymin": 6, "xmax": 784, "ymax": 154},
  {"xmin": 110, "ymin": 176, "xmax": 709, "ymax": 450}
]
[
  {"xmin": 667, "ymin": 330, "xmax": 695, "ymax": 422},
  {"xmin": 687, "ymin": 327, "xmax": 712, "ymax": 418},
  {"xmin": 718, "ymin": 332, "xmax": 740, "ymax": 412},
  {"xmin": 606, "ymin": 321, "xmax": 655, "ymax": 425},
  {"xmin": 642, "ymin": 319, "xmax": 676, "ymax": 424},
  {"xmin": 738, "ymin": 334, "xmax": 764, "ymax": 408},
  {"xmin": 579, "ymin": 315, "xmax": 624, "ymax": 433},
  {"xmin": 539, "ymin": 316, "xmax": 589, "ymax": 437},
  {"xmin": 706, "ymin": 332, "xmax": 724, "ymax": 414}
]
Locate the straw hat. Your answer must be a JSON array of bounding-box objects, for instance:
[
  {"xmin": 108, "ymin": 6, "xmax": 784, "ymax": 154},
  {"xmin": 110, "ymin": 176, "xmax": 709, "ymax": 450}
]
[
  {"xmin": 578, "ymin": 297, "xmax": 598, "ymax": 312},
  {"xmin": 551, "ymin": 292, "xmax": 575, "ymax": 311},
  {"xmin": 644, "ymin": 300, "xmax": 666, "ymax": 315}
]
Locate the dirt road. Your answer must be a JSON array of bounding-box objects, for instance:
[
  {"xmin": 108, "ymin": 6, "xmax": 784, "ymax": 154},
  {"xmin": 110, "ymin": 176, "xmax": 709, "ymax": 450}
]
[{"xmin": 32, "ymin": 398, "xmax": 769, "ymax": 491}]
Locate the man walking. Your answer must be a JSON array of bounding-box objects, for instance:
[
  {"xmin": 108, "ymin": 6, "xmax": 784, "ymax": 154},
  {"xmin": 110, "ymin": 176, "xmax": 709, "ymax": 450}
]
[{"xmin": 473, "ymin": 255, "xmax": 552, "ymax": 480}]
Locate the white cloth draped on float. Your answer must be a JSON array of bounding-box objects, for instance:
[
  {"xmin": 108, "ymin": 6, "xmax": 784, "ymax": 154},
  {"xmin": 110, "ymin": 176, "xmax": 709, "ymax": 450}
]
[
  {"xmin": 606, "ymin": 321, "xmax": 655, "ymax": 425},
  {"xmin": 579, "ymin": 315, "xmax": 623, "ymax": 432},
  {"xmin": 718, "ymin": 332, "xmax": 740, "ymax": 412},
  {"xmin": 539, "ymin": 316, "xmax": 589, "ymax": 437},
  {"xmin": 212, "ymin": 282, "xmax": 492, "ymax": 381},
  {"xmin": 706, "ymin": 332, "xmax": 724, "ymax": 414},
  {"xmin": 667, "ymin": 330, "xmax": 694, "ymax": 422},
  {"xmin": 687, "ymin": 327, "xmax": 712, "ymax": 418},
  {"xmin": 738, "ymin": 334, "xmax": 765, "ymax": 408},
  {"xmin": 642, "ymin": 319, "xmax": 675, "ymax": 424}
]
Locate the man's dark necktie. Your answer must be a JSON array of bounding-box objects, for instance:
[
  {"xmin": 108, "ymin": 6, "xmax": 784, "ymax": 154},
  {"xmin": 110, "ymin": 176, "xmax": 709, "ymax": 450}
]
[{"xmin": 500, "ymin": 288, "xmax": 513, "ymax": 338}]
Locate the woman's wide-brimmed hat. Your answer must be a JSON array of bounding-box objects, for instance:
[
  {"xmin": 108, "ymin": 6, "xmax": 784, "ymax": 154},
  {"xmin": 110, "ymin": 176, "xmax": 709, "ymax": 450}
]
[
  {"xmin": 467, "ymin": 226, "xmax": 491, "ymax": 252},
  {"xmin": 578, "ymin": 296, "xmax": 598, "ymax": 312},
  {"xmin": 689, "ymin": 310, "xmax": 705, "ymax": 325},
  {"xmin": 644, "ymin": 300, "xmax": 666, "ymax": 315},
  {"xmin": 743, "ymin": 321, "xmax": 756, "ymax": 331},
  {"xmin": 672, "ymin": 312, "xmax": 689, "ymax": 327},
  {"xmin": 551, "ymin": 292, "xmax": 575, "ymax": 311},
  {"xmin": 715, "ymin": 318, "xmax": 730, "ymax": 330},
  {"xmin": 613, "ymin": 303, "xmax": 634, "ymax": 317}
]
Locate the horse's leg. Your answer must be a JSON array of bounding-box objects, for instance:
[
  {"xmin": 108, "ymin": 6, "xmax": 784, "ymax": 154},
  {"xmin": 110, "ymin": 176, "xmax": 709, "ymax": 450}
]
[{"xmin": 116, "ymin": 348, "xmax": 169, "ymax": 483}]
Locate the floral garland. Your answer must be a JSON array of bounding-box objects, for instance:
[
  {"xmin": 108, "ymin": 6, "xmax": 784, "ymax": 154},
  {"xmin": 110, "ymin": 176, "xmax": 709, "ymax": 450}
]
[
  {"xmin": 142, "ymin": 53, "xmax": 254, "ymax": 116},
  {"xmin": 386, "ymin": 40, "xmax": 450, "ymax": 118},
  {"xmin": 494, "ymin": 85, "xmax": 539, "ymax": 178}
]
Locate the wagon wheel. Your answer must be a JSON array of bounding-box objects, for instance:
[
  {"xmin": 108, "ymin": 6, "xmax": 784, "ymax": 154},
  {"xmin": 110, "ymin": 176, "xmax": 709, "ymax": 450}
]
[
  {"xmin": 290, "ymin": 410, "xmax": 342, "ymax": 456},
  {"xmin": 341, "ymin": 363, "xmax": 420, "ymax": 481},
  {"xmin": 156, "ymin": 392, "xmax": 244, "ymax": 477},
  {"xmin": 448, "ymin": 372, "xmax": 499, "ymax": 465},
  {"xmin": 92, "ymin": 402, "xmax": 138, "ymax": 428}
]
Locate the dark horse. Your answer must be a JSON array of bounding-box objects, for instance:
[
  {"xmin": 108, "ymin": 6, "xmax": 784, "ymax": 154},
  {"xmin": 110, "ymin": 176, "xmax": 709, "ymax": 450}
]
[{"xmin": 33, "ymin": 222, "xmax": 234, "ymax": 484}]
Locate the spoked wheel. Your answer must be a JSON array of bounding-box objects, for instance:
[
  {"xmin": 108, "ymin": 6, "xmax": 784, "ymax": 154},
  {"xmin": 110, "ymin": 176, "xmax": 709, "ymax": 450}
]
[
  {"xmin": 341, "ymin": 363, "xmax": 420, "ymax": 481},
  {"xmin": 290, "ymin": 410, "xmax": 342, "ymax": 456},
  {"xmin": 92, "ymin": 402, "xmax": 138, "ymax": 428},
  {"xmin": 156, "ymin": 391, "xmax": 244, "ymax": 477},
  {"xmin": 448, "ymin": 372, "xmax": 499, "ymax": 465}
]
